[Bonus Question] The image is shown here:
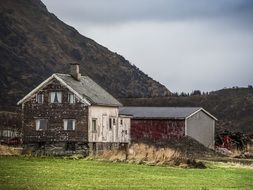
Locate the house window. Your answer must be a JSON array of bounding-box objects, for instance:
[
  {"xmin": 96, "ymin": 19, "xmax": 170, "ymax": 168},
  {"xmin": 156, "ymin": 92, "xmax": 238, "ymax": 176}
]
[
  {"xmin": 36, "ymin": 94, "xmax": 44, "ymax": 104},
  {"xmin": 68, "ymin": 93, "xmax": 75, "ymax": 104},
  {"xmin": 113, "ymin": 118, "xmax": 116, "ymax": 125},
  {"xmin": 35, "ymin": 119, "xmax": 48, "ymax": 130},
  {"xmin": 92, "ymin": 119, "xmax": 97, "ymax": 132},
  {"xmin": 63, "ymin": 119, "xmax": 76, "ymax": 130},
  {"xmin": 109, "ymin": 118, "xmax": 112, "ymax": 130},
  {"xmin": 120, "ymin": 119, "xmax": 123, "ymax": 125},
  {"xmin": 50, "ymin": 92, "xmax": 62, "ymax": 103}
]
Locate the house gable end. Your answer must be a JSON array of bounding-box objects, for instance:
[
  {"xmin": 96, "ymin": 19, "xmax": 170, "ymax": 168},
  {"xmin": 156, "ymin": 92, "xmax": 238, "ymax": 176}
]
[
  {"xmin": 17, "ymin": 74, "xmax": 91, "ymax": 105},
  {"xmin": 185, "ymin": 108, "xmax": 217, "ymax": 121}
]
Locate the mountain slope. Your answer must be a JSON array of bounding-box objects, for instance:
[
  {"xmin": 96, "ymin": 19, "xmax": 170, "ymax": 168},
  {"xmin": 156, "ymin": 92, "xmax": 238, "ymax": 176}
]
[
  {"xmin": 0, "ymin": 0, "xmax": 171, "ymax": 110},
  {"xmin": 120, "ymin": 87, "xmax": 253, "ymax": 135}
]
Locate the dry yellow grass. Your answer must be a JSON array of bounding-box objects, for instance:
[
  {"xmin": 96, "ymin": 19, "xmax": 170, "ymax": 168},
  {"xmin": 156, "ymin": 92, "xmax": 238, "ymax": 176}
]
[
  {"xmin": 96, "ymin": 143, "xmax": 183, "ymax": 166},
  {"xmin": 0, "ymin": 145, "xmax": 22, "ymax": 156}
]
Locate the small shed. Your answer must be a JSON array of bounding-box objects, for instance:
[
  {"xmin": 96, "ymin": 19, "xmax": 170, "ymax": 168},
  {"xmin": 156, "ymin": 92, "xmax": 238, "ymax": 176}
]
[{"xmin": 119, "ymin": 107, "xmax": 217, "ymax": 148}]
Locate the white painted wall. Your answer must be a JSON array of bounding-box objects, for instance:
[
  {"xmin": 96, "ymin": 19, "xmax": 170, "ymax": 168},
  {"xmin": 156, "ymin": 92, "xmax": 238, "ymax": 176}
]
[
  {"xmin": 186, "ymin": 110, "xmax": 215, "ymax": 149},
  {"xmin": 88, "ymin": 106, "xmax": 130, "ymax": 143}
]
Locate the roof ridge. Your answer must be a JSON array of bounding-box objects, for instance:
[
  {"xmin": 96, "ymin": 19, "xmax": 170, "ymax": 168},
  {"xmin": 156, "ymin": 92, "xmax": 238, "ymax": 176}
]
[
  {"xmin": 122, "ymin": 106, "xmax": 201, "ymax": 109},
  {"xmin": 55, "ymin": 73, "xmax": 89, "ymax": 78}
]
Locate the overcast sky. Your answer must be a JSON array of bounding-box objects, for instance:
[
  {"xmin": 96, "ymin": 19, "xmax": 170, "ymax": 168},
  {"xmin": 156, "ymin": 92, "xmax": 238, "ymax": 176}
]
[{"xmin": 42, "ymin": 0, "xmax": 253, "ymax": 93}]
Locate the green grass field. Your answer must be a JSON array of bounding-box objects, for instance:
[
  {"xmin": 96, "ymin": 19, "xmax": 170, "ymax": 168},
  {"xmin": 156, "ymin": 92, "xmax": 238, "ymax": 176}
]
[{"xmin": 0, "ymin": 157, "xmax": 252, "ymax": 190}]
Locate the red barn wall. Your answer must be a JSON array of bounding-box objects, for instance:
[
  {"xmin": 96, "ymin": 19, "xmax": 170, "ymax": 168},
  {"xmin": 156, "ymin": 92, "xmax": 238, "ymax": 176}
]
[{"xmin": 130, "ymin": 119, "xmax": 185, "ymax": 143}]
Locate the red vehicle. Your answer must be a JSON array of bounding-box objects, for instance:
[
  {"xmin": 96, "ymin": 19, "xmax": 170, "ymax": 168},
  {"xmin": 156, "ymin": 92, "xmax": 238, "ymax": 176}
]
[
  {"xmin": 222, "ymin": 135, "xmax": 232, "ymax": 149},
  {"xmin": 0, "ymin": 137, "xmax": 22, "ymax": 146}
]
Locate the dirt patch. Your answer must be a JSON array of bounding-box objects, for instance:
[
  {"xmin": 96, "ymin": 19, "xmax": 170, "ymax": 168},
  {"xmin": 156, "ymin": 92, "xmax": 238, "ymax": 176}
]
[{"xmin": 0, "ymin": 145, "xmax": 22, "ymax": 155}]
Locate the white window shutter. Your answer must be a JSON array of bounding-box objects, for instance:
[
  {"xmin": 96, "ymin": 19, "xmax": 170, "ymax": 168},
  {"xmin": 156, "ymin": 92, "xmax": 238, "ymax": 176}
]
[
  {"xmin": 41, "ymin": 94, "xmax": 44, "ymax": 103},
  {"xmin": 63, "ymin": 119, "xmax": 67, "ymax": 130},
  {"xmin": 57, "ymin": 92, "xmax": 62, "ymax": 103},
  {"xmin": 73, "ymin": 120, "xmax": 76, "ymax": 130},
  {"xmin": 50, "ymin": 92, "xmax": 55, "ymax": 103},
  {"xmin": 36, "ymin": 120, "xmax": 40, "ymax": 130},
  {"xmin": 69, "ymin": 94, "xmax": 75, "ymax": 104}
]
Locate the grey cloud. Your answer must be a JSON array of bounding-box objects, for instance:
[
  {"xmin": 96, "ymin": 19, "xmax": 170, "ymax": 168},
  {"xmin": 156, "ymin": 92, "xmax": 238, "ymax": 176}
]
[
  {"xmin": 43, "ymin": 0, "xmax": 253, "ymax": 24},
  {"xmin": 41, "ymin": 0, "xmax": 253, "ymax": 92}
]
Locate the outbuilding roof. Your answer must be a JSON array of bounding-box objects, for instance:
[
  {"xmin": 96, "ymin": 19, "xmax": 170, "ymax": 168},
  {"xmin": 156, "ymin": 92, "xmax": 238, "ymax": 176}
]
[
  {"xmin": 119, "ymin": 107, "xmax": 217, "ymax": 120},
  {"xmin": 17, "ymin": 73, "xmax": 122, "ymax": 107}
]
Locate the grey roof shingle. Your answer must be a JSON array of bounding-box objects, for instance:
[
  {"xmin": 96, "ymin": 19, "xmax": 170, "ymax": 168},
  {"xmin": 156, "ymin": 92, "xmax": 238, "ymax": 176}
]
[
  {"xmin": 56, "ymin": 73, "xmax": 122, "ymax": 107},
  {"xmin": 119, "ymin": 107, "xmax": 202, "ymax": 119}
]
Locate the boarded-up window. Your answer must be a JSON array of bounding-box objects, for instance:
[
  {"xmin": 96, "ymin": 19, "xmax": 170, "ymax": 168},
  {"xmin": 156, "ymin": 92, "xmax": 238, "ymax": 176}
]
[
  {"xmin": 68, "ymin": 93, "xmax": 75, "ymax": 104},
  {"xmin": 92, "ymin": 119, "xmax": 97, "ymax": 132},
  {"xmin": 35, "ymin": 119, "xmax": 48, "ymax": 130},
  {"xmin": 63, "ymin": 119, "xmax": 76, "ymax": 130},
  {"xmin": 36, "ymin": 94, "xmax": 44, "ymax": 104},
  {"xmin": 50, "ymin": 92, "xmax": 62, "ymax": 103}
]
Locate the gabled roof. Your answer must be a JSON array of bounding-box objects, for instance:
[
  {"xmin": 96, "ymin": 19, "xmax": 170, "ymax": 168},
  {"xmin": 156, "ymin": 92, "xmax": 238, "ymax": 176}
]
[
  {"xmin": 17, "ymin": 73, "xmax": 122, "ymax": 107},
  {"xmin": 119, "ymin": 107, "xmax": 217, "ymax": 120}
]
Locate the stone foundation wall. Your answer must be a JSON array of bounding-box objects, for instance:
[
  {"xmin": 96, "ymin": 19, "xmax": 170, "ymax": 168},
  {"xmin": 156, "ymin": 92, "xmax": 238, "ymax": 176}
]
[
  {"xmin": 24, "ymin": 142, "xmax": 89, "ymax": 156},
  {"xmin": 89, "ymin": 142, "xmax": 128, "ymax": 155},
  {"xmin": 23, "ymin": 142, "xmax": 128, "ymax": 156}
]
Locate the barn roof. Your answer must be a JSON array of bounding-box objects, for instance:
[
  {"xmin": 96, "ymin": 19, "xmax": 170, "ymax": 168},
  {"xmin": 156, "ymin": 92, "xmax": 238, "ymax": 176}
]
[
  {"xmin": 17, "ymin": 73, "xmax": 122, "ymax": 107},
  {"xmin": 119, "ymin": 107, "xmax": 217, "ymax": 120}
]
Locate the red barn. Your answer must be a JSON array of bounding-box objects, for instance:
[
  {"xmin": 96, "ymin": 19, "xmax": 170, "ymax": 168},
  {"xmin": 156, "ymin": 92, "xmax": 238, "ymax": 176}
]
[{"xmin": 119, "ymin": 107, "xmax": 217, "ymax": 148}]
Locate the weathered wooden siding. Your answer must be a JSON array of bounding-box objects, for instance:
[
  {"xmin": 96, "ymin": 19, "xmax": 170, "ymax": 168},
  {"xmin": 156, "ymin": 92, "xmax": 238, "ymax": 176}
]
[
  {"xmin": 22, "ymin": 79, "xmax": 88, "ymax": 143},
  {"xmin": 88, "ymin": 106, "xmax": 130, "ymax": 143},
  {"xmin": 118, "ymin": 117, "xmax": 130, "ymax": 143},
  {"xmin": 130, "ymin": 119, "xmax": 185, "ymax": 143},
  {"xmin": 186, "ymin": 110, "xmax": 215, "ymax": 148}
]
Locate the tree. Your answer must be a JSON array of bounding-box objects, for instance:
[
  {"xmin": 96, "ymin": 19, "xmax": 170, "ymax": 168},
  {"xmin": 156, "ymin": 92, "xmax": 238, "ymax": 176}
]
[{"xmin": 191, "ymin": 90, "xmax": 201, "ymax": 96}]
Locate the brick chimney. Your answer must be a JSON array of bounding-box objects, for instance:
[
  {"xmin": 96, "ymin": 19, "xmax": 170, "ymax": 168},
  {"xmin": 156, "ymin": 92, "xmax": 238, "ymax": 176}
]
[{"xmin": 70, "ymin": 63, "xmax": 81, "ymax": 81}]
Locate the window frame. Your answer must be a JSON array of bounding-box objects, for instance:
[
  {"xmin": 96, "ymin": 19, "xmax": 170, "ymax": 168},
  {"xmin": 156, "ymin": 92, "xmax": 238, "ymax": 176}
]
[
  {"xmin": 36, "ymin": 93, "xmax": 44, "ymax": 104},
  {"xmin": 35, "ymin": 119, "xmax": 48, "ymax": 131},
  {"xmin": 63, "ymin": 119, "xmax": 76, "ymax": 131},
  {"xmin": 68, "ymin": 93, "xmax": 76, "ymax": 104},
  {"xmin": 50, "ymin": 92, "xmax": 62, "ymax": 103},
  {"xmin": 109, "ymin": 118, "xmax": 112, "ymax": 130},
  {"xmin": 92, "ymin": 118, "xmax": 97, "ymax": 133}
]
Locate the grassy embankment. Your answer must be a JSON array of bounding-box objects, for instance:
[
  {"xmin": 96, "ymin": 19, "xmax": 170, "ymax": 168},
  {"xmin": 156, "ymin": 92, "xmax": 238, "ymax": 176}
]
[{"xmin": 0, "ymin": 156, "xmax": 253, "ymax": 190}]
